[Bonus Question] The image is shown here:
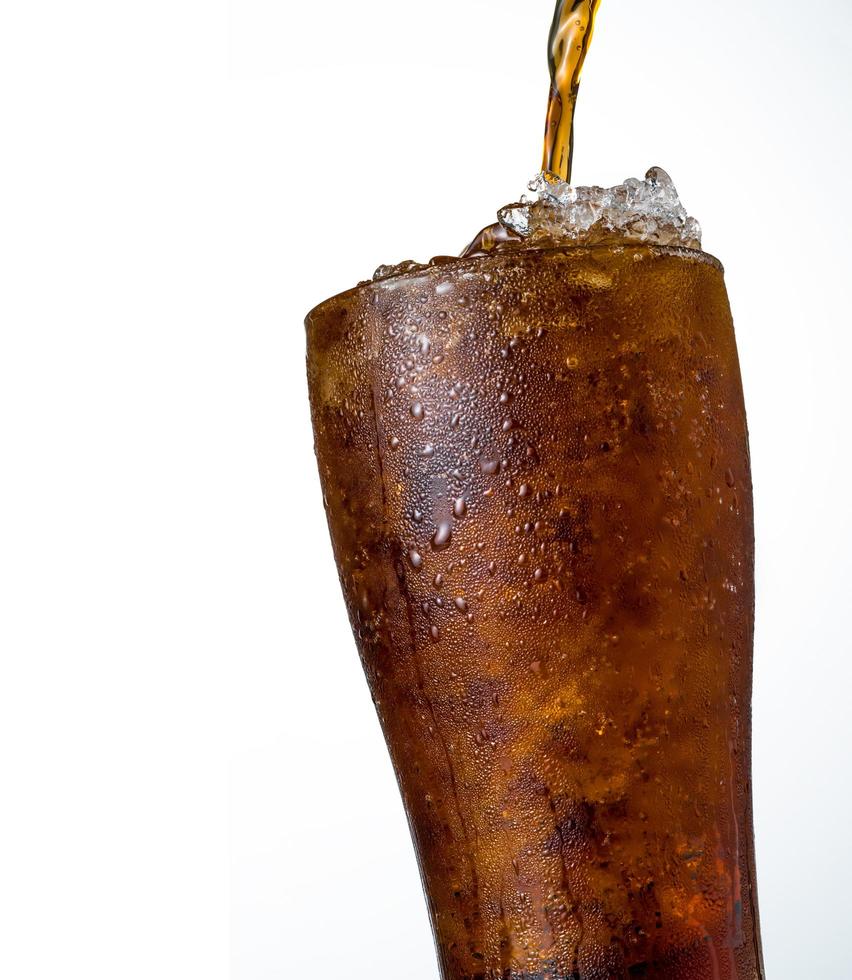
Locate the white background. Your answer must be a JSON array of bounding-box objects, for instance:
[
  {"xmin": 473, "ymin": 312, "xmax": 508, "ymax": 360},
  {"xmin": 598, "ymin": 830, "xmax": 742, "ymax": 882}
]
[{"xmin": 1, "ymin": 0, "xmax": 850, "ymax": 977}]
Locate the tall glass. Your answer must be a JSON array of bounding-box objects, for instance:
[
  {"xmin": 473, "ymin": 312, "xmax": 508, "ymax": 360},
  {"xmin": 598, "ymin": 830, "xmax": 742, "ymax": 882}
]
[{"xmin": 306, "ymin": 245, "xmax": 763, "ymax": 979}]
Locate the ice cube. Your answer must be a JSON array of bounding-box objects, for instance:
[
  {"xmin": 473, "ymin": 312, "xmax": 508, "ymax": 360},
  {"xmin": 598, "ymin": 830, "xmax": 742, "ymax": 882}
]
[{"xmin": 496, "ymin": 166, "xmax": 702, "ymax": 250}]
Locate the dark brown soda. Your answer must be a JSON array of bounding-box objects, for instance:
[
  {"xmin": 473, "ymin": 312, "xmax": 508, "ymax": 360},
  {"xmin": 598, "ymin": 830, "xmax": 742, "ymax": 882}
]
[{"xmin": 306, "ymin": 246, "xmax": 764, "ymax": 979}]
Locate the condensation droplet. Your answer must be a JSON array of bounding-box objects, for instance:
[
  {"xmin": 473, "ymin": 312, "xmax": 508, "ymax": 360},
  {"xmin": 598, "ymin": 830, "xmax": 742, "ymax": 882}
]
[
  {"xmin": 411, "ymin": 402, "xmax": 425, "ymax": 420},
  {"xmin": 432, "ymin": 521, "xmax": 453, "ymax": 550},
  {"xmin": 453, "ymin": 497, "xmax": 468, "ymax": 518},
  {"xmin": 409, "ymin": 550, "xmax": 424, "ymax": 569}
]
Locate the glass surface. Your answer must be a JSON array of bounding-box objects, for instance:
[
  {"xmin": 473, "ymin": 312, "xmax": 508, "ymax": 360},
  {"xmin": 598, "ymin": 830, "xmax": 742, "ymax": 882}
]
[{"xmin": 306, "ymin": 245, "xmax": 763, "ymax": 980}]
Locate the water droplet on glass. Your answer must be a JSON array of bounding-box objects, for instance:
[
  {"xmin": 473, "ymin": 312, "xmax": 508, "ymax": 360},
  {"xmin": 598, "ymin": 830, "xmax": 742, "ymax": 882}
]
[
  {"xmin": 411, "ymin": 402, "xmax": 425, "ymax": 420},
  {"xmin": 454, "ymin": 597, "xmax": 469, "ymax": 613},
  {"xmin": 453, "ymin": 497, "xmax": 468, "ymax": 518},
  {"xmin": 432, "ymin": 521, "xmax": 453, "ymax": 550},
  {"xmin": 409, "ymin": 550, "xmax": 424, "ymax": 569}
]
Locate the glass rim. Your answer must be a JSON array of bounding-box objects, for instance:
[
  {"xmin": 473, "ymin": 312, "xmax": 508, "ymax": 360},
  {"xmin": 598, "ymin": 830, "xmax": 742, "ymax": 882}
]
[{"xmin": 305, "ymin": 242, "xmax": 724, "ymax": 325}]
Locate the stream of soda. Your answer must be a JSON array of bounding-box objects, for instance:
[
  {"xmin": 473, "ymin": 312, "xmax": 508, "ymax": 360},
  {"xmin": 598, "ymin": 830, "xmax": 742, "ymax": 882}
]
[
  {"xmin": 461, "ymin": 0, "xmax": 602, "ymax": 255},
  {"xmin": 542, "ymin": 0, "xmax": 602, "ymax": 183}
]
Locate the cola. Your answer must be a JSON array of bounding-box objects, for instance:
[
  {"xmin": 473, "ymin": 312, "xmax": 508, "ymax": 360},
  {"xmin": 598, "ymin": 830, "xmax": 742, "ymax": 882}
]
[{"xmin": 306, "ymin": 243, "xmax": 764, "ymax": 979}]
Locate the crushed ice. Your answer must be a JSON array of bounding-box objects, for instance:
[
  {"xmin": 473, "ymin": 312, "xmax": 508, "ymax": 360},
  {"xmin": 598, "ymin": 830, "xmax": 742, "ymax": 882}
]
[
  {"xmin": 372, "ymin": 167, "xmax": 702, "ymax": 281},
  {"xmin": 498, "ymin": 167, "xmax": 702, "ymax": 250},
  {"xmin": 372, "ymin": 259, "xmax": 430, "ymax": 282}
]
